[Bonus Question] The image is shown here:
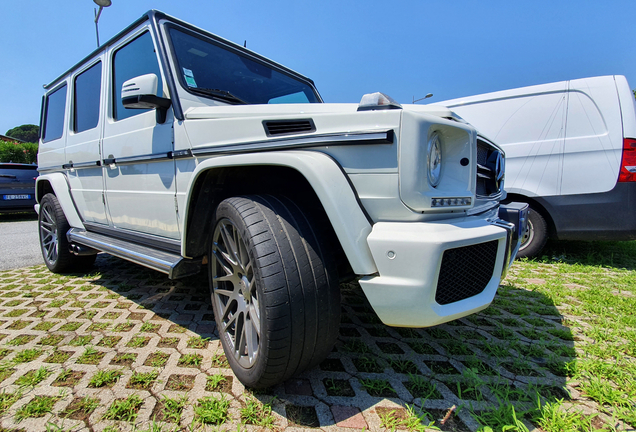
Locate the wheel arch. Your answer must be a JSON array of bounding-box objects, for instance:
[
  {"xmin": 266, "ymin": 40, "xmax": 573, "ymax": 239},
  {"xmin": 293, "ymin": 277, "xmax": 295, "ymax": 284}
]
[
  {"xmin": 181, "ymin": 151, "xmax": 377, "ymax": 276},
  {"xmin": 35, "ymin": 173, "xmax": 84, "ymax": 229}
]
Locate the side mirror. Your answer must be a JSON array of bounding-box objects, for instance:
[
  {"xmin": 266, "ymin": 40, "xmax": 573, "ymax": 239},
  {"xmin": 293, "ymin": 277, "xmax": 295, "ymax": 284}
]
[{"xmin": 121, "ymin": 74, "xmax": 171, "ymax": 123}]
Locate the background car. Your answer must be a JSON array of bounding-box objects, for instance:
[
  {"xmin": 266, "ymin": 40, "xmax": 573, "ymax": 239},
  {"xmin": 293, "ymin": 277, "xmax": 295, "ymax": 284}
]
[{"xmin": 0, "ymin": 163, "xmax": 37, "ymax": 213}]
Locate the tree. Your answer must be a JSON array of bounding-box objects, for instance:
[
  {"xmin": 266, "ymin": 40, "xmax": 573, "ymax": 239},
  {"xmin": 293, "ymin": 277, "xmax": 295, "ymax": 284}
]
[{"xmin": 5, "ymin": 124, "xmax": 39, "ymax": 143}]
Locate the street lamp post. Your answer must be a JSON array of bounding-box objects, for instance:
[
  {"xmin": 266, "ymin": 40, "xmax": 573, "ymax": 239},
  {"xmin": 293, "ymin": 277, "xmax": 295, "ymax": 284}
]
[{"xmin": 93, "ymin": 0, "xmax": 112, "ymax": 48}]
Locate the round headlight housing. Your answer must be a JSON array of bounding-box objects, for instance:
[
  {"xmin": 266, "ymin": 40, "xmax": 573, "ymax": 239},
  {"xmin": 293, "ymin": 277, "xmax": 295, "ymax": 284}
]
[{"xmin": 427, "ymin": 132, "xmax": 442, "ymax": 187}]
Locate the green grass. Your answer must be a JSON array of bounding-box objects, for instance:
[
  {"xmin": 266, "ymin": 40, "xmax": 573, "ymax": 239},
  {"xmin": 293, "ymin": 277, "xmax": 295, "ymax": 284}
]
[
  {"xmin": 15, "ymin": 366, "xmax": 52, "ymax": 387},
  {"xmin": 178, "ymin": 353, "xmax": 203, "ymax": 367},
  {"xmin": 15, "ymin": 395, "xmax": 58, "ymax": 421},
  {"xmin": 157, "ymin": 395, "xmax": 188, "ymax": 424},
  {"xmin": 103, "ymin": 394, "xmax": 143, "ymax": 422},
  {"xmin": 89, "ymin": 369, "xmax": 122, "ymax": 387},
  {"xmin": 240, "ymin": 397, "xmax": 275, "ymax": 427},
  {"xmin": 194, "ymin": 396, "xmax": 230, "ymax": 425},
  {"xmin": 13, "ymin": 348, "xmax": 42, "ymax": 363}
]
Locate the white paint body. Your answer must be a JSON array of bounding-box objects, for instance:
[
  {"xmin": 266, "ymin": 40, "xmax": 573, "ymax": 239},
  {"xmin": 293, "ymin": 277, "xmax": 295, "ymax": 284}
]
[{"xmin": 36, "ymin": 13, "xmax": 515, "ymax": 328}]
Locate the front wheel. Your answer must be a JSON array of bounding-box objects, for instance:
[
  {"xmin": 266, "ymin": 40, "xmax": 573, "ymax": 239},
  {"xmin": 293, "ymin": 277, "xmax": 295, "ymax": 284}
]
[{"xmin": 209, "ymin": 195, "xmax": 340, "ymax": 388}]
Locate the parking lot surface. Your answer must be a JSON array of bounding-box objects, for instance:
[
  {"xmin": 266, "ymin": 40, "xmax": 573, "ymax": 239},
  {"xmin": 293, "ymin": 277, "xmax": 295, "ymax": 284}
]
[{"xmin": 0, "ymin": 252, "xmax": 632, "ymax": 431}]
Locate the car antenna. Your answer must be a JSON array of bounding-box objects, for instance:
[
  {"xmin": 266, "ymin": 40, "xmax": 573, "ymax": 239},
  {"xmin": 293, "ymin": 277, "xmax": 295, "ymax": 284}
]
[
  {"xmin": 244, "ymin": 40, "xmax": 247, "ymax": 48},
  {"xmin": 413, "ymin": 93, "xmax": 433, "ymax": 104}
]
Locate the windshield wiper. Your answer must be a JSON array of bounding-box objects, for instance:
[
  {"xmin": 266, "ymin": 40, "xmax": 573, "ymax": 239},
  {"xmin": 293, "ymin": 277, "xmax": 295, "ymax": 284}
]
[{"xmin": 188, "ymin": 87, "xmax": 248, "ymax": 104}]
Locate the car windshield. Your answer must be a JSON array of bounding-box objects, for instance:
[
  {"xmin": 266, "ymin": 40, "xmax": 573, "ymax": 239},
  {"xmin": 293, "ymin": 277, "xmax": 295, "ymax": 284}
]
[{"xmin": 168, "ymin": 27, "xmax": 320, "ymax": 105}]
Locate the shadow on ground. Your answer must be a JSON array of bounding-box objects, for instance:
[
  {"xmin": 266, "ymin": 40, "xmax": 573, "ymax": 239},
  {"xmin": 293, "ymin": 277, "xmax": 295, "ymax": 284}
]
[{"xmin": 8, "ymin": 252, "xmax": 574, "ymax": 431}]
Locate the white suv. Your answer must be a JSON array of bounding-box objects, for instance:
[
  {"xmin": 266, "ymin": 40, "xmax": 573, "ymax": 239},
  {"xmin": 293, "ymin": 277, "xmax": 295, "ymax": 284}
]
[{"xmin": 36, "ymin": 10, "xmax": 527, "ymax": 388}]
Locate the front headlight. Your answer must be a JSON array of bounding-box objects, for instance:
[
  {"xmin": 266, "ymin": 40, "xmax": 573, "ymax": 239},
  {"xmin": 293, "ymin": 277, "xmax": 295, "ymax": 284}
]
[{"xmin": 427, "ymin": 132, "xmax": 442, "ymax": 187}]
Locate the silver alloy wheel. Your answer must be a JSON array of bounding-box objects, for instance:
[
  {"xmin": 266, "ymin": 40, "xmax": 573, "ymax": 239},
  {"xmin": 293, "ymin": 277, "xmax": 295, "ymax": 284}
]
[
  {"xmin": 39, "ymin": 201, "xmax": 59, "ymax": 264},
  {"xmin": 211, "ymin": 218, "xmax": 260, "ymax": 368},
  {"xmin": 519, "ymin": 218, "xmax": 534, "ymax": 251}
]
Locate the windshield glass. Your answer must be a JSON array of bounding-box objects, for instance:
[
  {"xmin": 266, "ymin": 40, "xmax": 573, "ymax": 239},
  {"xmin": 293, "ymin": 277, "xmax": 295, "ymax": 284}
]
[{"xmin": 168, "ymin": 27, "xmax": 320, "ymax": 105}]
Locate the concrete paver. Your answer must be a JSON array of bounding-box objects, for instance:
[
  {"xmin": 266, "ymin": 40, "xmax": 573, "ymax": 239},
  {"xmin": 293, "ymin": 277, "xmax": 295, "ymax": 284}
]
[{"xmin": 0, "ymin": 254, "xmax": 631, "ymax": 431}]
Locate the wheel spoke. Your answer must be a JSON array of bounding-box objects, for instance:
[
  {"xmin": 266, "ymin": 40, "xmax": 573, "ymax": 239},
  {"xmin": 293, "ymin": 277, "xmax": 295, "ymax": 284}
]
[
  {"xmin": 211, "ymin": 216, "xmax": 261, "ymax": 369},
  {"xmin": 248, "ymin": 303, "xmax": 261, "ymax": 337},
  {"xmin": 220, "ymin": 224, "xmax": 239, "ymax": 265}
]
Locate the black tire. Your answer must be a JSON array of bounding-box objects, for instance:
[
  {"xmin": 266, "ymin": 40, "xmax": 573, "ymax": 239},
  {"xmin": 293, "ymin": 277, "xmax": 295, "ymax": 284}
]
[
  {"xmin": 208, "ymin": 195, "xmax": 340, "ymax": 388},
  {"xmin": 516, "ymin": 205, "xmax": 548, "ymax": 259},
  {"xmin": 38, "ymin": 193, "xmax": 96, "ymax": 273}
]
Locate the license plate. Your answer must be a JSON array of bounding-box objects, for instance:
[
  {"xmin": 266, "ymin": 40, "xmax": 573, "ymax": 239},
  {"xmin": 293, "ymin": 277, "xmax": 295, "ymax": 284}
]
[{"xmin": 2, "ymin": 194, "xmax": 32, "ymax": 200}]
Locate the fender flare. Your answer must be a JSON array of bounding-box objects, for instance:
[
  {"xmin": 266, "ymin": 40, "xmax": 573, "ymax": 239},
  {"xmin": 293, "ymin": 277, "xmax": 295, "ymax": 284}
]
[
  {"xmin": 183, "ymin": 150, "xmax": 377, "ymax": 275},
  {"xmin": 35, "ymin": 173, "xmax": 84, "ymax": 229}
]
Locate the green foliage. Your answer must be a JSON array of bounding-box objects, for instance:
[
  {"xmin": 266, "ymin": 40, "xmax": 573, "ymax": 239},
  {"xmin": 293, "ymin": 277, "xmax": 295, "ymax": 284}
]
[
  {"xmin": 5, "ymin": 124, "xmax": 39, "ymax": 143},
  {"xmin": 0, "ymin": 140, "xmax": 38, "ymax": 164}
]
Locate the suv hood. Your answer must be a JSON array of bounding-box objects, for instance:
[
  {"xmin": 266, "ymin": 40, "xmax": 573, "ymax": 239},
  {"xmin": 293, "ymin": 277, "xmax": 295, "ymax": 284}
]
[{"xmin": 184, "ymin": 102, "xmax": 457, "ymax": 120}]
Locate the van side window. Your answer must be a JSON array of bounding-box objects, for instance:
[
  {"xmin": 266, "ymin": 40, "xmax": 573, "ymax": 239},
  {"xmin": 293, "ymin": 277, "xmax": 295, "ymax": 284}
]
[
  {"xmin": 74, "ymin": 62, "xmax": 102, "ymax": 133},
  {"xmin": 112, "ymin": 31, "xmax": 163, "ymax": 121},
  {"xmin": 43, "ymin": 84, "xmax": 67, "ymax": 142}
]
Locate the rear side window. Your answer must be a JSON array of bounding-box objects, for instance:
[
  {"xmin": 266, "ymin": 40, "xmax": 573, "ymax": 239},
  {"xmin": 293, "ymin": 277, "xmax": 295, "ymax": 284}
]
[
  {"xmin": 112, "ymin": 31, "xmax": 163, "ymax": 121},
  {"xmin": 74, "ymin": 62, "xmax": 102, "ymax": 133},
  {"xmin": 43, "ymin": 84, "xmax": 67, "ymax": 142}
]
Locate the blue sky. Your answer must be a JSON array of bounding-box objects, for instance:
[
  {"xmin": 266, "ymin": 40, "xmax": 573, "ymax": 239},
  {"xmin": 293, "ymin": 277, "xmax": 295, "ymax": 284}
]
[{"xmin": 1, "ymin": 0, "xmax": 635, "ymax": 136}]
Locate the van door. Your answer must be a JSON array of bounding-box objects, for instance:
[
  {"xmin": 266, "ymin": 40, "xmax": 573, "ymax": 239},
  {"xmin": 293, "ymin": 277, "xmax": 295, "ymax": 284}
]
[
  {"xmin": 102, "ymin": 28, "xmax": 179, "ymax": 240},
  {"xmin": 65, "ymin": 58, "xmax": 108, "ymax": 225},
  {"xmin": 561, "ymin": 77, "xmax": 624, "ymax": 195},
  {"xmin": 443, "ymin": 82, "xmax": 568, "ymax": 197}
]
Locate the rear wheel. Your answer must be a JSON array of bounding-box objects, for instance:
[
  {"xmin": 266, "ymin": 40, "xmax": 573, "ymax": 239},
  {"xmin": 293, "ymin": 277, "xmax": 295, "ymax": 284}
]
[
  {"xmin": 517, "ymin": 205, "xmax": 548, "ymax": 259},
  {"xmin": 38, "ymin": 193, "xmax": 96, "ymax": 273},
  {"xmin": 209, "ymin": 195, "xmax": 340, "ymax": 388}
]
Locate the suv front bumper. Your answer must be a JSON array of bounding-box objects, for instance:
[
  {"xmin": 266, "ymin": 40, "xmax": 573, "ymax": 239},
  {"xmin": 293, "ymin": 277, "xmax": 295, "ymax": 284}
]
[{"xmin": 358, "ymin": 203, "xmax": 528, "ymax": 327}]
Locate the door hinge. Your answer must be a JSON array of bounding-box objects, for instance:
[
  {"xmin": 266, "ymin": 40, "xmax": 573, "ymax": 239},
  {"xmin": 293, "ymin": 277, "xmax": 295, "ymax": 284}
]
[
  {"xmin": 102, "ymin": 192, "xmax": 105, "ymax": 205},
  {"xmin": 174, "ymin": 196, "xmax": 179, "ymax": 214}
]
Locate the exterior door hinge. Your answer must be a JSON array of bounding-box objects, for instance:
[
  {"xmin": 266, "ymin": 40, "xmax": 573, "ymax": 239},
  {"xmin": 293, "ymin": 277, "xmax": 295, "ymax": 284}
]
[
  {"xmin": 102, "ymin": 192, "xmax": 105, "ymax": 205},
  {"xmin": 174, "ymin": 196, "xmax": 179, "ymax": 214}
]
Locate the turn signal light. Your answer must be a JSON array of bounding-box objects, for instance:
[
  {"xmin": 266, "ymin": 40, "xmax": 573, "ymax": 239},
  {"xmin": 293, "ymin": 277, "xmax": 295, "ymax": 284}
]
[{"xmin": 618, "ymin": 138, "xmax": 636, "ymax": 182}]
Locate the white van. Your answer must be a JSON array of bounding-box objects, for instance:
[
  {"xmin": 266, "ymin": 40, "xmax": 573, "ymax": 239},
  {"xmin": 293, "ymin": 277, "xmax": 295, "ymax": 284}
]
[{"xmin": 437, "ymin": 75, "xmax": 636, "ymax": 257}]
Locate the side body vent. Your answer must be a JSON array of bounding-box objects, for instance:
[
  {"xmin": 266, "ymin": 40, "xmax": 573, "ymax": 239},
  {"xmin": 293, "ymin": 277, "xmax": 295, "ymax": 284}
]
[{"xmin": 263, "ymin": 119, "xmax": 316, "ymax": 136}]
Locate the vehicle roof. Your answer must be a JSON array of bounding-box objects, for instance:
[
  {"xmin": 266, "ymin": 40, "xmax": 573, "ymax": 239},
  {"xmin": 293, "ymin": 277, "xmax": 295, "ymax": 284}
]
[{"xmin": 44, "ymin": 10, "xmax": 316, "ymax": 91}]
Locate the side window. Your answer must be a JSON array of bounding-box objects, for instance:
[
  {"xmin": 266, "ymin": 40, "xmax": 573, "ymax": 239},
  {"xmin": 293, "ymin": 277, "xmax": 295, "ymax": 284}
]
[
  {"xmin": 112, "ymin": 31, "xmax": 163, "ymax": 121},
  {"xmin": 43, "ymin": 84, "xmax": 67, "ymax": 142},
  {"xmin": 74, "ymin": 62, "xmax": 102, "ymax": 133}
]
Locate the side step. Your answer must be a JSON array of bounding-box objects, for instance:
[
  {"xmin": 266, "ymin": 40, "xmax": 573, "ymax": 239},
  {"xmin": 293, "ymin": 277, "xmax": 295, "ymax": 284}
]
[{"xmin": 67, "ymin": 228, "xmax": 202, "ymax": 279}]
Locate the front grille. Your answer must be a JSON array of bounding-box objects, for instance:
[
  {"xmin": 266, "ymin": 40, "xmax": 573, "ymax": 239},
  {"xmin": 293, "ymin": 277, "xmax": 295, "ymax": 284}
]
[
  {"xmin": 476, "ymin": 138, "xmax": 504, "ymax": 197},
  {"xmin": 435, "ymin": 240, "xmax": 498, "ymax": 305},
  {"xmin": 263, "ymin": 119, "xmax": 316, "ymax": 136}
]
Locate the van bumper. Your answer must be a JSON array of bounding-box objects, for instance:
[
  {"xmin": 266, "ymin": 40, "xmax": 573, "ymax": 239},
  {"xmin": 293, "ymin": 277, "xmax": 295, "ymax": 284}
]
[{"xmin": 358, "ymin": 206, "xmax": 527, "ymax": 328}]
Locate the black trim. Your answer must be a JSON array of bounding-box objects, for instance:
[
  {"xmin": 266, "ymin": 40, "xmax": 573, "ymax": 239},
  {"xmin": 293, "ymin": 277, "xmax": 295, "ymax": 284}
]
[
  {"xmin": 149, "ymin": 11, "xmax": 184, "ymax": 121},
  {"xmin": 71, "ymin": 161, "xmax": 102, "ymax": 169},
  {"xmin": 263, "ymin": 119, "xmax": 316, "ymax": 137},
  {"xmin": 524, "ymin": 182, "xmax": 636, "ymax": 241},
  {"xmin": 191, "ymin": 130, "xmax": 394, "ymax": 157},
  {"xmin": 84, "ymin": 221, "xmax": 181, "ymax": 254}
]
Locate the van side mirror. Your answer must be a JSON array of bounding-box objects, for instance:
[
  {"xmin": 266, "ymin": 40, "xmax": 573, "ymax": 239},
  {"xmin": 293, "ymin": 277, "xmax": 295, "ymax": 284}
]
[{"xmin": 121, "ymin": 74, "xmax": 171, "ymax": 123}]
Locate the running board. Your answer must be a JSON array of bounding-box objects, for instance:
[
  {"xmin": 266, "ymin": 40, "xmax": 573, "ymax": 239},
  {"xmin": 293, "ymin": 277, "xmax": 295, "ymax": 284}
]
[{"xmin": 67, "ymin": 228, "xmax": 201, "ymax": 279}]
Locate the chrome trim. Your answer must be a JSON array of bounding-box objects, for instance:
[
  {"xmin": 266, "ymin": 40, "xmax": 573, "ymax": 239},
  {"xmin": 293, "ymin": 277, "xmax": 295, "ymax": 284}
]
[
  {"xmin": 84, "ymin": 221, "xmax": 181, "ymax": 253},
  {"xmin": 191, "ymin": 130, "xmax": 394, "ymax": 157},
  {"xmin": 67, "ymin": 228, "xmax": 197, "ymax": 278},
  {"xmin": 113, "ymin": 152, "xmax": 171, "ymax": 164}
]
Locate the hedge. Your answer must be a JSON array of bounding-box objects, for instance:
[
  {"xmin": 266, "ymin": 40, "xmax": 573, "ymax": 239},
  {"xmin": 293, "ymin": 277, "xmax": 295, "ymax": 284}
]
[{"xmin": 0, "ymin": 141, "xmax": 38, "ymax": 164}]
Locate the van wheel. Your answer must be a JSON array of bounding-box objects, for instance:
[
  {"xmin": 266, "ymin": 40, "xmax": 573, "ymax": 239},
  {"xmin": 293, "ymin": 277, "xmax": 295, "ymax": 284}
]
[
  {"xmin": 38, "ymin": 193, "xmax": 96, "ymax": 273},
  {"xmin": 208, "ymin": 195, "xmax": 340, "ymax": 389},
  {"xmin": 517, "ymin": 206, "xmax": 548, "ymax": 259}
]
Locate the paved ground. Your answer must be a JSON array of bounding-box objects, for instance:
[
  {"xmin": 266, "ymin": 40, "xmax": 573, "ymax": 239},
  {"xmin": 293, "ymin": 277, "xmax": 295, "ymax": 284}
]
[
  {"xmin": 0, "ymin": 215, "xmax": 42, "ymax": 271},
  {"xmin": 0, "ymin": 254, "xmax": 630, "ymax": 432}
]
